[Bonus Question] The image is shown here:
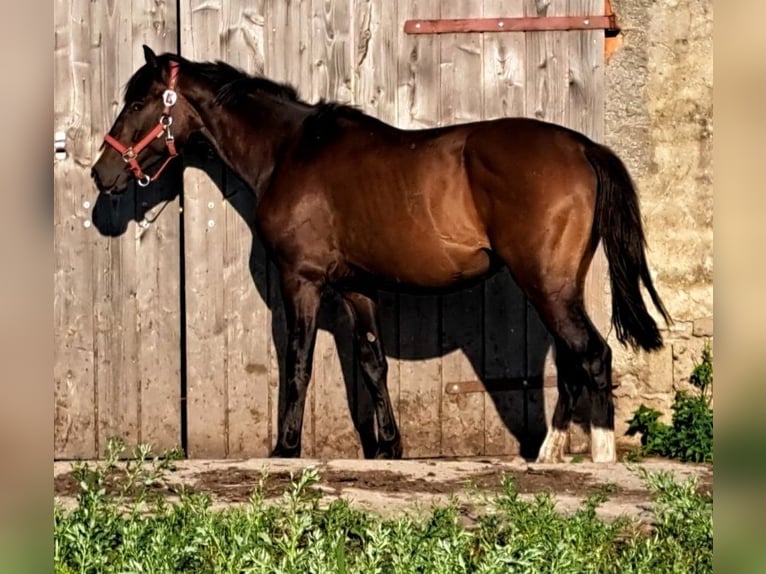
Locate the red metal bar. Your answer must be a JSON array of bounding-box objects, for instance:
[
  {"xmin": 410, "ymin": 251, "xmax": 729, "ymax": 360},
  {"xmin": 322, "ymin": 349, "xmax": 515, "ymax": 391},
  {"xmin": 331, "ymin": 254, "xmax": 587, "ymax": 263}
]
[{"xmin": 404, "ymin": 15, "xmax": 619, "ymax": 35}]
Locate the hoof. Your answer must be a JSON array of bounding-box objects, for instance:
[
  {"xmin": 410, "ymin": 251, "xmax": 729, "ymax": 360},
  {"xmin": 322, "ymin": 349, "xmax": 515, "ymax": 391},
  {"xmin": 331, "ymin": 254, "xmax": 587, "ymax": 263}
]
[
  {"xmin": 270, "ymin": 443, "xmax": 301, "ymax": 458},
  {"xmin": 374, "ymin": 438, "xmax": 403, "ymax": 460}
]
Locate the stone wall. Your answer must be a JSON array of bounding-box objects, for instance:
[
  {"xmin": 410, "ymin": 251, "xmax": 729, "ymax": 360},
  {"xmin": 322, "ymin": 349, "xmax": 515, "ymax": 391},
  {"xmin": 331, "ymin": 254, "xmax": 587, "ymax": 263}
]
[{"xmin": 604, "ymin": 0, "xmax": 713, "ymax": 443}]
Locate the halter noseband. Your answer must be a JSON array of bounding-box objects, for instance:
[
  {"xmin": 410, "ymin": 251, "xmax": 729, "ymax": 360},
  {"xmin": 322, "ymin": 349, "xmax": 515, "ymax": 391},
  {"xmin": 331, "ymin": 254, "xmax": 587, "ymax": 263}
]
[{"xmin": 103, "ymin": 61, "xmax": 181, "ymax": 187}]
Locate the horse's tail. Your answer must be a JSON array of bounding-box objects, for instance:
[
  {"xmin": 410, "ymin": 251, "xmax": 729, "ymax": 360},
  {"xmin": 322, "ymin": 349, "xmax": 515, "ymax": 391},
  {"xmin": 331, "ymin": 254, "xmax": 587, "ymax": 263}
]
[{"xmin": 585, "ymin": 142, "xmax": 671, "ymax": 352}]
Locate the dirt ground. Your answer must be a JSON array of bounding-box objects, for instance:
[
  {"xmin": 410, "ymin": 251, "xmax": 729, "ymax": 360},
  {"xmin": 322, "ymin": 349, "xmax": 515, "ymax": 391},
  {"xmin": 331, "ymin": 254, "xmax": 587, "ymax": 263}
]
[{"xmin": 53, "ymin": 456, "xmax": 712, "ymax": 524}]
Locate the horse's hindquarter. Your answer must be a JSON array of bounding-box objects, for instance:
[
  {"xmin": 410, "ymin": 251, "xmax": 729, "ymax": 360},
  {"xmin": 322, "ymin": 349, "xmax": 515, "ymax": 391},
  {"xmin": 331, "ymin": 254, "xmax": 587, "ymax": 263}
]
[
  {"xmin": 326, "ymin": 128, "xmax": 493, "ymax": 288},
  {"xmin": 463, "ymin": 118, "xmax": 599, "ymax": 286}
]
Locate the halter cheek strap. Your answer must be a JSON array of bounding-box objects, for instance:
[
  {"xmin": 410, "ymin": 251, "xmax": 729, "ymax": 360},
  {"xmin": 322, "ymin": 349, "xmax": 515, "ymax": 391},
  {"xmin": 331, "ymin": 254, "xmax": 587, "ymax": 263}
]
[{"xmin": 103, "ymin": 61, "xmax": 181, "ymax": 187}]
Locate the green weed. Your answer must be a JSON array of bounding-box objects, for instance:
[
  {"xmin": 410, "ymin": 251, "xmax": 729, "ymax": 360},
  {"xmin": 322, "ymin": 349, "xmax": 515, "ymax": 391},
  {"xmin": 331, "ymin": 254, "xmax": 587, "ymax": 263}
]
[
  {"xmin": 54, "ymin": 439, "xmax": 713, "ymax": 574},
  {"xmin": 626, "ymin": 343, "xmax": 713, "ymax": 463}
]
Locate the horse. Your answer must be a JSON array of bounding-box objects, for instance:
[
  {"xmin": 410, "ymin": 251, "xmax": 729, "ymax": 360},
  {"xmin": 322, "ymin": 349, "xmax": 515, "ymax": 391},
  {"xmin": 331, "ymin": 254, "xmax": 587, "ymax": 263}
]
[{"xmin": 91, "ymin": 46, "xmax": 671, "ymax": 463}]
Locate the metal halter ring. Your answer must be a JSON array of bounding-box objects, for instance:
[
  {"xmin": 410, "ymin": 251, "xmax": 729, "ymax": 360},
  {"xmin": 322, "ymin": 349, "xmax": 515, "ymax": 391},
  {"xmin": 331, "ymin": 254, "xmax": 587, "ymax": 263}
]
[
  {"xmin": 162, "ymin": 89, "xmax": 178, "ymax": 107},
  {"xmin": 122, "ymin": 148, "xmax": 137, "ymax": 162},
  {"xmin": 137, "ymin": 174, "xmax": 152, "ymax": 187},
  {"xmin": 160, "ymin": 114, "xmax": 173, "ymax": 128}
]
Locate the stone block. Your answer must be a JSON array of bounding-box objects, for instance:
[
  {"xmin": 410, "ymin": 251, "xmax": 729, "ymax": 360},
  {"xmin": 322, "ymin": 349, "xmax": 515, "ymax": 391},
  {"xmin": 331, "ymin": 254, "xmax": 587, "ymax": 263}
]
[
  {"xmin": 693, "ymin": 317, "xmax": 714, "ymax": 337},
  {"xmin": 672, "ymin": 338, "xmax": 713, "ymax": 393},
  {"xmin": 640, "ymin": 345, "xmax": 674, "ymax": 394}
]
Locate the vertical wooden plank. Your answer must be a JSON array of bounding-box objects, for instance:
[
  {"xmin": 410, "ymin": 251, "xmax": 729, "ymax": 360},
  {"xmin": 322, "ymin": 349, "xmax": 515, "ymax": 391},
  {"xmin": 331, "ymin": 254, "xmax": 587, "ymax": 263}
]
[
  {"xmin": 90, "ymin": 0, "xmax": 141, "ymax": 455},
  {"xmin": 219, "ymin": 1, "xmax": 272, "ymax": 458},
  {"xmin": 524, "ymin": 0, "xmax": 570, "ymax": 453},
  {"xmin": 55, "ymin": 0, "xmax": 182, "ymax": 458},
  {"xmin": 182, "ymin": 0, "xmax": 272, "ymax": 459},
  {"xmin": 309, "ymin": 0, "xmax": 360, "ymax": 459},
  {"xmin": 568, "ymin": 0, "xmax": 607, "ymax": 454},
  {"xmin": 180, "ymin": 0, "xmax": 228, "ymax": 457},
  {"xmin": 130, "ymin": 0, "xmax": 182, "ymax": 454},
  {"xmin": 54, "ymin": 0, "xmax": 97, "ymax": 459},
  {"xmin": 263, "ymin": 0, "xmax": 292, "ymax": 459},
  {"xmin": 351, "ymin": 0, "xmax": 397, "ymax": 455},
  {"xmin": 438, "ymin": 0, "xmax": 485, "ymax": 458},
  {"xmin": 568, "ymin": 0, "xmax": 607, "ymax": 333},
  {"xmin": 396, "ymin": 0, "xmax": 442, "ymax": 458},
  {"xmin": 482, "ymin": 0, "xmax": 527, "ymax": 457}
]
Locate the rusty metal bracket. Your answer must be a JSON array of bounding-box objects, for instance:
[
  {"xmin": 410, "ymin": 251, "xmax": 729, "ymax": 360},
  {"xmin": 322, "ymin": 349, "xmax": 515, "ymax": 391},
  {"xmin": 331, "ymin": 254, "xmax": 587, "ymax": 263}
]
[
  {"xmin": 404, "ymin": 15, "xmax": 619, "ymax": 36},
  {"xmin": 404, "ymin": 0, "xmax": 620, "ymax": 38}
]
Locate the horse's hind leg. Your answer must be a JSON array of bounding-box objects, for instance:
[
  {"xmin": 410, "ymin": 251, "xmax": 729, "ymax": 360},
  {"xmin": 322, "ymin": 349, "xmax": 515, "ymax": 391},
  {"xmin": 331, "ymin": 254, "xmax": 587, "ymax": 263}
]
[
  {"xmin": 342, "ymin": 291, "xmax": 403, "ymax": 459},
  {"xmin": 271, "ymin": 272, "xmax": 322, "ymax": 458},
  {"xmin": 537, "ymin": 339, "xmax": 586, "ymax": 463},
  {"xmin": 532, "ymin": 294, "xmax": 615, "ymax": 463}
]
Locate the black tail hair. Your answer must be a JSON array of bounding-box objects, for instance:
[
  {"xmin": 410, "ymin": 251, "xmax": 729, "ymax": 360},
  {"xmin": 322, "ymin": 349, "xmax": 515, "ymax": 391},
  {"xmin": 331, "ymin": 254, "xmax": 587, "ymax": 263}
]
[{"xmin": 586, "ymin": 143, "xmax": 672, "ymax": 351}]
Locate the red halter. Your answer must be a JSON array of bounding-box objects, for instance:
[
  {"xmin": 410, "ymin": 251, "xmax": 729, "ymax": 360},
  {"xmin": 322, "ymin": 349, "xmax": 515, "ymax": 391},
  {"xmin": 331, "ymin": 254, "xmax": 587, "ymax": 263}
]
[{"xmin": 103, "ymin": 61, "xmax": 181, "ymax": 187}]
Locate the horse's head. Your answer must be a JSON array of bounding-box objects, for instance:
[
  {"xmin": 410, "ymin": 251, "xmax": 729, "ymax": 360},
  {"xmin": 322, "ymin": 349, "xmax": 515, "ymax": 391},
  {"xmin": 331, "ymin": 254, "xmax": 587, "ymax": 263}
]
[{"xmin": 91, "ymin": 46, "xmax": 201, "ymax": 195}]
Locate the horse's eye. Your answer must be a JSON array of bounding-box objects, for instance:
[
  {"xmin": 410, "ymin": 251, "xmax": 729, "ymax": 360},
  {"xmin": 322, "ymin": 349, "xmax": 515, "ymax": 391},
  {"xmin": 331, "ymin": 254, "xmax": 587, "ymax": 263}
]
[{"xmin": 130, "ymin": 101, "xmax": 144, "ymax": 112}]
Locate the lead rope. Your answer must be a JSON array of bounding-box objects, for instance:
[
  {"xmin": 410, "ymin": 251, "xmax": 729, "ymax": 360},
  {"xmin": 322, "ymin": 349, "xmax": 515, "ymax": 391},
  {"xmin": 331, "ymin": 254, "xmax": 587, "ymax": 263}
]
[{"xmin": 135, "ymin": 197, "xmax": 174, "ymax": 239}]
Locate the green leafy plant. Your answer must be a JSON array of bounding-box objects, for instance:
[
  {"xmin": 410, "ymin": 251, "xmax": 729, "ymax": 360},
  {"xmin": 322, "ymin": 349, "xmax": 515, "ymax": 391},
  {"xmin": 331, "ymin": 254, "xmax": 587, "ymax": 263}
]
[
  {"xmin": 55, "ymin": 444, "xmax": 713, "ymax": 574},
  {"xmin": 626, "ymin": 344, "xmax": 713, "ymax": 463}
]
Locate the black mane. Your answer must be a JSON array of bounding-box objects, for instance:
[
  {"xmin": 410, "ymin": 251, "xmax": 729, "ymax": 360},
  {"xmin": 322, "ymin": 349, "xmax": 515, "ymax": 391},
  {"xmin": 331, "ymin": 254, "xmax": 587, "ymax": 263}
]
[
  {"xmin": 125, "ymin": 53, "xmax": 383, "ymax": 157},
  {"xmin": 124, "ymin": 53, "xmax": 301, "ymax": 107}
]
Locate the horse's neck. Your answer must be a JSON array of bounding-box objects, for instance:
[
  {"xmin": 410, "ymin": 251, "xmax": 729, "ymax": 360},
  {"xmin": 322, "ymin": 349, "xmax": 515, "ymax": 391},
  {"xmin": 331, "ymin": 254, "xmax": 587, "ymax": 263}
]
[{"xmin": 184, "ymin": 81, "xmax": 307, "ymax": 198}]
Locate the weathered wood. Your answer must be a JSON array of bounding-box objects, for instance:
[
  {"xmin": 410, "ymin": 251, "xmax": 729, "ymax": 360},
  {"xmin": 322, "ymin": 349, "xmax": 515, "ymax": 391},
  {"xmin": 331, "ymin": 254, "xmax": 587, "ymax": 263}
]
[
  {"xmin": 569, "ymin": 0, "xmax": 608, "ymax": 334},
  {"xmin": 55, "ymin": 0, "xmax": 611, "ymax": 461},
  {"xmin": 91, "ymin": 0, "xmax": 141, "ymax": 456},
  {"xmin": 130, "ymin": 0, "xmax": 182, "ymax": 456},
  {"xmin": 352, "ymin": 0, "xmax": 397, "ymax": 455},
  {"xmin": 217, "ymin": 1, "xmax": 272, "ymax": 459},
  {"xmin": 308, "ymin": 0, "xmax": 360, "ymax": 459},
  {"xmin": 437, "ymin": 0, "xmax": 486, "ymax": 457},
  {"xmin": 54, "ymin": 0, "xmax": 182, "ymax": 459},
  {"xmin": 395, "ymin": 0, "xmax": 443, "ymax": 458},
  {"xmin": 268, "ymin": 1, "xmax": 317, "ymax": 458},
  {"xmin": 482, "ymin": 0, "xmax": 527, "ymax": 457},
  {"xmin": 523, "ymin": 0, "xmax": 569, "ymax": 447},
  {"xmin": 54, "ymin": 0, "xmax": 97, "ymax": 459},
  {"xmin": 180, "ymin": 0, "xmax": 229, "ymax": 457},
  {"xmin": 263, "ymin": 0, "xmax": 304, "ymax": 458},
  {"xmin": 568, "ymin": 0, "xmax": 607, "ymax": 454}
]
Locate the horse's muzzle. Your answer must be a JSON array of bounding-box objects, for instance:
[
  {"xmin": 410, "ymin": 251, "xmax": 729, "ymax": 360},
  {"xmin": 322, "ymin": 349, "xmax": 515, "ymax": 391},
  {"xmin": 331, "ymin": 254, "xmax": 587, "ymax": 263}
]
[{"xmin": 91, "ymin": 167, "xmax": 126, "ymax": 195}]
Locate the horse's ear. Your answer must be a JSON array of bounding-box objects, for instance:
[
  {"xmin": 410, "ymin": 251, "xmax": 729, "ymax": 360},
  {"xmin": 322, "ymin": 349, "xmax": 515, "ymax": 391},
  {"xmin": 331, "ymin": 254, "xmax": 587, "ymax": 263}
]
[{"xmin": 143, "ymin": 45, "xmax": 159, "ymax": 69}]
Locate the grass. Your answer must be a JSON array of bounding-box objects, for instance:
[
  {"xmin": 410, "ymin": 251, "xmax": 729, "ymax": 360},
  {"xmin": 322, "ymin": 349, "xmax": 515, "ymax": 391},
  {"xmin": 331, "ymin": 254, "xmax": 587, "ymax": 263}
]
[{"xmin": 54, "ymin": 441, "xmax": 712, "ymax": 574}]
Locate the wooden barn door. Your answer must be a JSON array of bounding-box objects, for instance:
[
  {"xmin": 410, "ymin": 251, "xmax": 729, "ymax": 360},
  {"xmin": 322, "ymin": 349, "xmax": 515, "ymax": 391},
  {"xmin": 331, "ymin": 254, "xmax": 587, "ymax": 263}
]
[
  {"xmin": 178, "ymin": 0, "xmax": 609, "ymax": 459},
  {"xmin": 53, "ymin": 0, "xmax": 182, "ymax": 458},
  {"xmin": 54, "ymin": 0, "xmax": 608, "ymax": 460}
]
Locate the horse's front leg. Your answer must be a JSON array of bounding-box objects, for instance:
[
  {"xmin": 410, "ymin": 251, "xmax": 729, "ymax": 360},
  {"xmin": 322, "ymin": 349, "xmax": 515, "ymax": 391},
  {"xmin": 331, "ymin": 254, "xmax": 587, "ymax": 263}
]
[{"xmin": 271, "ymin": 272, "xmax": 321, "ymax": 458}]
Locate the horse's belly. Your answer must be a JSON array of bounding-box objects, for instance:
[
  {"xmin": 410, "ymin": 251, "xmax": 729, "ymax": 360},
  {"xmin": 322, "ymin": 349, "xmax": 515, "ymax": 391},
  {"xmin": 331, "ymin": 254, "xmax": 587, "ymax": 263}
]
[{"xmin": 353, "ymin": 239, "xmax": 493, "ymax": 289}]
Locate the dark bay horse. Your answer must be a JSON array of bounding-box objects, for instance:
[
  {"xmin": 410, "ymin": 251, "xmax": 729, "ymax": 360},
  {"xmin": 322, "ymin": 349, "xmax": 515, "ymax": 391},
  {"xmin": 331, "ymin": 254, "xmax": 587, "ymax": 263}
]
[{"xmin": 91, "ymin": 46, "xmax": 670, "ymax": 463}]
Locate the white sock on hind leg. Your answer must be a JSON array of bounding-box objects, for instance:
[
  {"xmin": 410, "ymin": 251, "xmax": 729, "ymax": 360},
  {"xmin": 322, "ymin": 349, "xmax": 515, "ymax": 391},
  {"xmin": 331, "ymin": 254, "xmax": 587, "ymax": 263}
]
[{"xmin": 590, "ymin": 426, "xmax": 616, "ymax": 463}]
